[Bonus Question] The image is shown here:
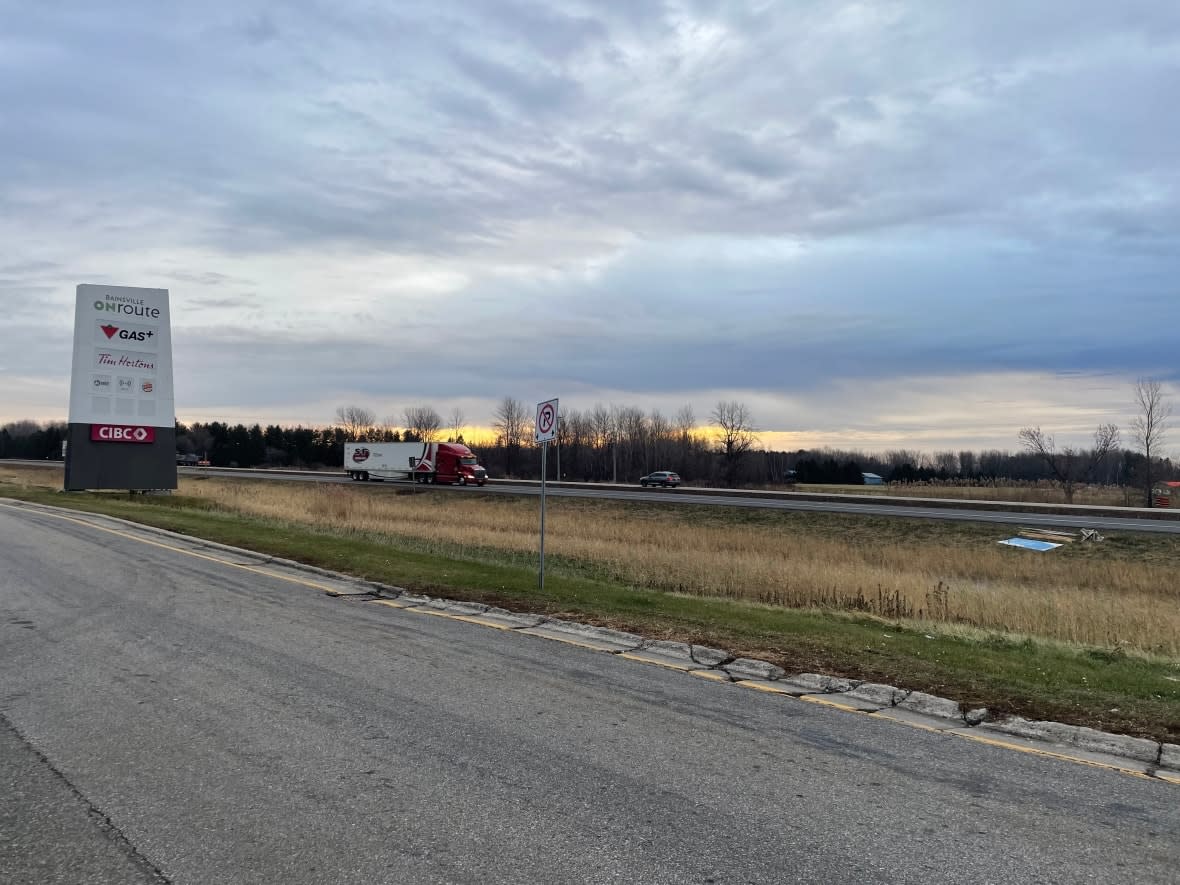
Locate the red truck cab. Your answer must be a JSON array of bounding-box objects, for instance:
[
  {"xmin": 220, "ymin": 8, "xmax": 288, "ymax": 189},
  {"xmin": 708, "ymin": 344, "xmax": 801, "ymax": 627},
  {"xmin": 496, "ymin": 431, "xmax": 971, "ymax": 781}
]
[{"xmin": 413, "ymin": 442, "xmax": 488, "ymax": 485}]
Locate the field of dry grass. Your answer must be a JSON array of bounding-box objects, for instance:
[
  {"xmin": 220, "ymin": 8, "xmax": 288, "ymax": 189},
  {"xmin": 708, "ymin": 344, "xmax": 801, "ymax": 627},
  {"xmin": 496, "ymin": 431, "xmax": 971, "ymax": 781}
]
[{"xmin": 167, "ymin": 476, "xmax": 1180, "ymax": 657}]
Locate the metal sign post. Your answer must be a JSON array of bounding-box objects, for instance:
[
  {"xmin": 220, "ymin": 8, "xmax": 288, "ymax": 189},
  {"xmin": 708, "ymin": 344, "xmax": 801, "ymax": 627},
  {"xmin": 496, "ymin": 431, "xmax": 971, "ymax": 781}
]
[
  {"xmin": 539, "ymin": 441, "xmax": 548, "ymax": 588},
  {"xmin": 535, "ymin": 398, "xmax": 558, "ymax": 589}
]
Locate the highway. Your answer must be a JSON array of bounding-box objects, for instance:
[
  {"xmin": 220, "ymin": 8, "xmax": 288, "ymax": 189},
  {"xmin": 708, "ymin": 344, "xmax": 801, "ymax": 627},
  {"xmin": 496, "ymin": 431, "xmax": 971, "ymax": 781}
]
[
  {"xmin": 2, "ymin": 501, "xmax": 1177, "ymax": 884},
  {"xmin": 8, "ymin": 459, "xmax": 1180, "ymax": 533},
  {"xmin": 200, "ymin": 465, "xmax": 1180, "ymax": 534}
]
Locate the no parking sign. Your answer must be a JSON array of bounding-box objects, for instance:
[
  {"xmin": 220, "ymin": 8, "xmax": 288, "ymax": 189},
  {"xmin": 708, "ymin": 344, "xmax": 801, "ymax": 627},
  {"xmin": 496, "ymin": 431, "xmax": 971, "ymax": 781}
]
[
  {"xmin": 535, "ymin": 398, "xmax": 558, "ymax": 443},
  {"xmin": 534, "ymin": 397, "xmax": 559, "ymax": 589}
]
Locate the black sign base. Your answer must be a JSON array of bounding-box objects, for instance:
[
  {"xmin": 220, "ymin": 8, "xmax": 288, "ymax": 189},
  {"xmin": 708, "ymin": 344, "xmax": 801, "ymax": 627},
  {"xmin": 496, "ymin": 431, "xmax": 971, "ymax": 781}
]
[{"xmin": 63, "ymin": 423, "xmax": 178, "ymax": 491}]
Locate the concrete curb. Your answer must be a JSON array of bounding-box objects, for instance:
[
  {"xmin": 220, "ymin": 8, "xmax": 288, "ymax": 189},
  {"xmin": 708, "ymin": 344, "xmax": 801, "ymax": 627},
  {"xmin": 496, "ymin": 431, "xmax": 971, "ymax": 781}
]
[
  {"xmin": 838, "ymin": 682, "xmax": 910, "ymax": 710},
  {"xmin": 518, "ymin": 620, "xmax": 645, "ymax": 653},
  {"xmin": 898, "ymin": 691, "xmax": 965, "ymax": 721},
  {"xmin": 779, "ymin": 673, "xmax": 858, "ymax": 694},
  {"xmin": 422, "ymin": 599, "xmax": 490, "ymax": 616},
  {"xmin": 723, "ymin": 658, "xmax": 786, "ymax": 681},
  {"xmin": 984, "ymin": 717, "xmax": 1162, "ymax": 765},
  {"xmin": 621, "ymin": 641, "xmax": 706, "ymax": 671},
  {"xmin": 1161, "ymin": 743, "xmax": 1180, "ymax": 772}
]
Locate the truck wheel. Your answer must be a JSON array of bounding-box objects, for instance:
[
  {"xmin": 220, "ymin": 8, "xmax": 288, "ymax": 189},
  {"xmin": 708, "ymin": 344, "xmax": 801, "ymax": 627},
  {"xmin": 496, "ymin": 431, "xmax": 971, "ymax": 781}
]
[{"xmin": 459, "ymin": 476, "xmax": 467, "ymax": 486}]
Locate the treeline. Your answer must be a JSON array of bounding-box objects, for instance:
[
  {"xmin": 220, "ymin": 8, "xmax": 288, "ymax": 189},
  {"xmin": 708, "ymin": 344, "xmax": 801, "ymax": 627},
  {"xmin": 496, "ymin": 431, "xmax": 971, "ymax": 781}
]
[
  {"xmin": 0, "ymin": 420, "xmax": 67, "ymax": 460},
  {"xmin": 2, "ymin": 416, "xmax": 1174, "ymax": 491}
]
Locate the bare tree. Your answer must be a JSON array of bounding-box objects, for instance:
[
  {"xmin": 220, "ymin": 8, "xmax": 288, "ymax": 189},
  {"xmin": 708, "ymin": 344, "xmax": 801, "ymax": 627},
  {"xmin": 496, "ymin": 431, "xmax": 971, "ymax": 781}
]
[
  {"xmin": 1018, "ymin": 423, "xmax": 1120, "ymax": 504},
  {"xmin": 1131, "ymin": 378, "xmax": 1172, "ymax": 507},
  {"xmin": 648, "ymin": 409, "xmax": 671, "ymax": 469},
  {"xmin": 711, "ymin": 400, "xmax": 758, "ymax": 486},
  {"xmin": 335, "ymin": 405, "xmax": 376, "ymax": 440},
  {"xmin": 933, "ymin": 451, "xmax": 959, "ymax": 477},
  {"xmin": 587, "ymin": 403, "xmax": 612, "ymax": 480},
  {"xmin": 958, "ymin": 450, "xmax": 977, "ymax": 478},
  {"xmin": 400, "ymin": 405, "xmax": 442, "ymax": 443},
  {"xmin": 613, "ymin": 404, "xmax": 645, "ymax": 482},
  {"xmin": 885, "ymin": 449, "xmax": 923, "ymax": 471},
  {"xmin": 447, "ymin": 407, "xmax": 466, "ymax": 442},
  {"xmin": 673, "ymin": 404, "xmax": 696, "ymax": 440},
  {"xmin": 492, "ymin": 397, "xmax": 529, "ymax": 476}
]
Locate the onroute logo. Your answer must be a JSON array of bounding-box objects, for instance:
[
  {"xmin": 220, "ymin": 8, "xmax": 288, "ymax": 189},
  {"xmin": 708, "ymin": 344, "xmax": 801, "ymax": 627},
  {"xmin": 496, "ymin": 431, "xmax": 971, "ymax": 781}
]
[
  {"xmin": 93, "ymin": 299, "xmax": 161, "ymax": 319},
  {"xmin": 90, "ymin": 424, "xmax": 156, "ymax": 444}
]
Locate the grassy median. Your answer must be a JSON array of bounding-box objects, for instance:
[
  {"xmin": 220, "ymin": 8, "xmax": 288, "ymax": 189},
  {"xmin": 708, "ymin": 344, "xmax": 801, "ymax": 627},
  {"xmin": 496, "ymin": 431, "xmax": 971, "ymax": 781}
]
[{"xmin": 3, "ymin": 464, "xmax": 1178, "ymax": 742}]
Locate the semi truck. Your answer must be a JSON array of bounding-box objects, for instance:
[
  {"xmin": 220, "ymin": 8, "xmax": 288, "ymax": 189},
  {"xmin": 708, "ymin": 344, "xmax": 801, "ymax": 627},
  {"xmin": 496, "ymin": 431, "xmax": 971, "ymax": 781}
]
[{"xmin": 344, "ymin": 441, "xmax": 488, "ymax": 485}]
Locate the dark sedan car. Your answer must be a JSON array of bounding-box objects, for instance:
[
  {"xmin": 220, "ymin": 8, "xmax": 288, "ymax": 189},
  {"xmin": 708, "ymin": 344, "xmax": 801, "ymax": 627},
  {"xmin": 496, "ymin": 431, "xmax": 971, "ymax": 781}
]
[{"xmin": 640, "ymin": 471, "xmax": 681, "ymax": 488}]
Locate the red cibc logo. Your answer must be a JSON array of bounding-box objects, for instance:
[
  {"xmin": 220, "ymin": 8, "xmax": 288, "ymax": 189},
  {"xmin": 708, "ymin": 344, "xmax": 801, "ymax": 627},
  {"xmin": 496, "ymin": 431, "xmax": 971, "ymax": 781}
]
[{"xmin": 90, "ymin": 424, "xmax": 156, "ymax": 443}]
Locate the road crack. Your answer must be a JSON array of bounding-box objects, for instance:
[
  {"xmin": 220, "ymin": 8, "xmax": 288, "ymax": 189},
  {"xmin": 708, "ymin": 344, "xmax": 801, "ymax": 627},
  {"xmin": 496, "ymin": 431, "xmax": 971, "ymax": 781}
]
[{"xmin": 0, "ymin": 711, "xmax": 172, "ymax": 884}]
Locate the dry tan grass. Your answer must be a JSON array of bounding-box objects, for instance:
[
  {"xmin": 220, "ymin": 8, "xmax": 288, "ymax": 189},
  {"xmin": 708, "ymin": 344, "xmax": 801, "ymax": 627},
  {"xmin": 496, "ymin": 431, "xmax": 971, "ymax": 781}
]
[{"xmin": 176, "ymin": 478, "xmax": 1180, "ymax": 656}]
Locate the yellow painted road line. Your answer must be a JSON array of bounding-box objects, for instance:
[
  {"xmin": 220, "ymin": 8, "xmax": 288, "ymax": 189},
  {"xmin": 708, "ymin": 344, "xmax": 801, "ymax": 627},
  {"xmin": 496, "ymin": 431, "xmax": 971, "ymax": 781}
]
[
  {"xmin": 797, "ymin": 694, "xmax": 867, "ymax": 714},
  {"xmin": 617, "ymin": 652, "xmax": 702, "ymax": 672},
  {"xmin": 511, "ymin": 628, "xmax": 632, "ymax": 653},
  {"xmin": 868, "ymin": 712, "xmax": 950, "ymax": 736},
  {"xmin": 445, "ymin": 615, "xmax": 517, "ymax": 631},
  {"xmin": 734, "ymin": 679, "xmax": 796, "ymax": 695},
  {"xmin": 690, "ymin": 671, "xmax": 731, "ymax": 683},
  {"xmin": 0, "ymin": 502, "xmax": 341, "ymax": 595}
]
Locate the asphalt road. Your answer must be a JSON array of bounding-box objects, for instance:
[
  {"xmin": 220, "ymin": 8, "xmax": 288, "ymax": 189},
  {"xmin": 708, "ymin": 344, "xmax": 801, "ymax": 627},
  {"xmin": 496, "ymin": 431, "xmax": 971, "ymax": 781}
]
[{"xmin": 2, "ymin": 502, "xmax": 1178, "ymax": 884}]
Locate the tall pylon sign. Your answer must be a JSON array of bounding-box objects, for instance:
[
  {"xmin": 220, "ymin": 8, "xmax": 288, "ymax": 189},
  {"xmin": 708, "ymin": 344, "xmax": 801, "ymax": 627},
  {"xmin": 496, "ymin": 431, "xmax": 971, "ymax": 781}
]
[{"xmin": 64, "ymin": 284, "xmax": 178, "ymax": 491}]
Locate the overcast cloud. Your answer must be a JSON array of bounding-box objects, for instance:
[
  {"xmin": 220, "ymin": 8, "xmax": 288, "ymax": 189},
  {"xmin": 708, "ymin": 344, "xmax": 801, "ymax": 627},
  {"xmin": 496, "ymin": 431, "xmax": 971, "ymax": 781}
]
[{"xmin": 2, "ymin": 1, "xmax": 1178, "ymax": 451}]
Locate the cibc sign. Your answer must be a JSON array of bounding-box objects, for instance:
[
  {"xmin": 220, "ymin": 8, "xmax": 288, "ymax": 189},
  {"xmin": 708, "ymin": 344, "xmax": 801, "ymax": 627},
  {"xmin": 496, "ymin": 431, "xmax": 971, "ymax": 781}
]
[{"xmin": 90, "ymin": 424, "xmax": 156, "ymax": 444}]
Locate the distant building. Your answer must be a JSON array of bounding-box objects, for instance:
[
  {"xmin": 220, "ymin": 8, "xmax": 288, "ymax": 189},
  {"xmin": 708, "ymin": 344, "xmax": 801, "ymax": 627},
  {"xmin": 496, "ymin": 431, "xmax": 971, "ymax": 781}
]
[{"xmin": 862, "ymin": 472, "xmax": 884, "ymax": 485}]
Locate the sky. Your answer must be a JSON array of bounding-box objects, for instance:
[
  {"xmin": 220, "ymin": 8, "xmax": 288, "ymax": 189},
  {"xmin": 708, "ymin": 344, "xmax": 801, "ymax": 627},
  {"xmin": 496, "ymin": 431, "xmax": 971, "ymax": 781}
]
[{"xmin": 2, "ymin": 1, "xmax": 1178, "ymax": 453}]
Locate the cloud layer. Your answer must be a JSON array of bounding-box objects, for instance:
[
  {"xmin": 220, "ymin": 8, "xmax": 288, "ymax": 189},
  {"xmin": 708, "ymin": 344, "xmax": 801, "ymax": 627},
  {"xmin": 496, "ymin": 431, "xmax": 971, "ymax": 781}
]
[{"xmin": 2, "ymin": 1, "xmax": 1178, "ymax": 450}]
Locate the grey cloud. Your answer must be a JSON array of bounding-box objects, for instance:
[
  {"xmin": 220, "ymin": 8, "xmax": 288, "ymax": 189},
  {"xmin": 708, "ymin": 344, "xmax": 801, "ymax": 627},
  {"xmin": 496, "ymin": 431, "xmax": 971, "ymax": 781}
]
[
  {"xmin": 3, "ymin": 0, "xmax": 1180, "ymax": 430},
  {"xmin": 447, "ymin": 47, "xmax": 582, "ymax": 114},
  {"xmin": 463, "ymin": 0, "xmax": 609, "ymax": 60},
  {"xmin": 7, "ymin": 0, "xmax": 1177, "ymax": 256},
  {"xmin": 239, "ymin": 12, "xmax": 280, "ymax": 45},
  {"xmin": 688, "ymin": 129, "xmax": 793, "ymax": 182}
]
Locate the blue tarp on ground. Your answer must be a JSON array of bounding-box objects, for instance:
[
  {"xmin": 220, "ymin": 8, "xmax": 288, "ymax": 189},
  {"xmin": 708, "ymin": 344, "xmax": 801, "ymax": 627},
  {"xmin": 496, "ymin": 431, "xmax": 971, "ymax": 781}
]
[{"xmin": 998, "ymin": 537, "xmax": 1061, "ymax": 551}]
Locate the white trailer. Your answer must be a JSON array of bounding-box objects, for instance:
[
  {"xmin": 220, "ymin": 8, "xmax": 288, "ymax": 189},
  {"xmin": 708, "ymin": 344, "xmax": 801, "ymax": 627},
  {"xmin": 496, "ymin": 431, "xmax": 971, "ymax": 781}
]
[{"xmin": 344, "ymin": 442, "xmax": 423, "ymax": 481}]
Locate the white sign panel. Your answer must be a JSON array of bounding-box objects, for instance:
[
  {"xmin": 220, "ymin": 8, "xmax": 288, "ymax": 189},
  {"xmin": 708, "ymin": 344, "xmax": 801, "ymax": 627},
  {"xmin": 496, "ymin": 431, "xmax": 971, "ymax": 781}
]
[
  {"xmin": 535, "ymin": 398, "xmax": 558, "ymax": 443},
  {"xmin": 69, "ymin": 285, "xmax": 174, "ymax": 428}
]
